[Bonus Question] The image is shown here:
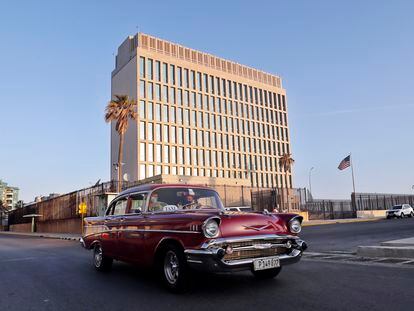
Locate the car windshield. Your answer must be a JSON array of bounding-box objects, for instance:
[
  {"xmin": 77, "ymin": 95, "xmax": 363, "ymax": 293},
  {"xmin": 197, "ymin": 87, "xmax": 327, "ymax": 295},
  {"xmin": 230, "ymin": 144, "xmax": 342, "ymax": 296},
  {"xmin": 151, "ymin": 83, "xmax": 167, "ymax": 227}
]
[
  {"xmin": 391, "ymin": 205, "xmax": 402, "ymax": 210},
  {"xmin": 148, "ymin": 187, "xmax": 224, "ymax": 212}
]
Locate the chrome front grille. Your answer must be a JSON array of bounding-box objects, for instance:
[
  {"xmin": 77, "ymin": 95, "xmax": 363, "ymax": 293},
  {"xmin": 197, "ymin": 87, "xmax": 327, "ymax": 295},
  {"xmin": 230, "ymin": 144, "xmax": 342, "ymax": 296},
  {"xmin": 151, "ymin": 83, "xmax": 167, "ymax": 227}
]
[{"xmin": 220, "ymin": 239, "xmax": 291, "ymax": 262}]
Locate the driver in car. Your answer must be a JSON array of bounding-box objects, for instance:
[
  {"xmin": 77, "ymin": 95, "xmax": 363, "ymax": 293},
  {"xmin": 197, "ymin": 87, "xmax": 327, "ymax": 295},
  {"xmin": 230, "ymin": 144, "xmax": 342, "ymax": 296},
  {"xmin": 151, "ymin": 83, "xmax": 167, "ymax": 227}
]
[{"xmin": 178, "ymin": 191, "xmax": 198, "ymax": 209}]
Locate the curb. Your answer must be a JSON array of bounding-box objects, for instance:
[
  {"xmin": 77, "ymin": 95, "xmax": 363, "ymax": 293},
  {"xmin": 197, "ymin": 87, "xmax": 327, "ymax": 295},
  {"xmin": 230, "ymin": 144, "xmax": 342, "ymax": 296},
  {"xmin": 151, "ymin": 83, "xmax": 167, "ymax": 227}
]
[
  {"xmin": 0, "ymin": 232, "xmax": 80, "ymax": 241},
  {"xmin": 357, "ymin": 245, "xmax": 414, "ymax": 259},
  {"xmin": 303, "ymin": 217, "xmax": 383, "ymax": 227}
]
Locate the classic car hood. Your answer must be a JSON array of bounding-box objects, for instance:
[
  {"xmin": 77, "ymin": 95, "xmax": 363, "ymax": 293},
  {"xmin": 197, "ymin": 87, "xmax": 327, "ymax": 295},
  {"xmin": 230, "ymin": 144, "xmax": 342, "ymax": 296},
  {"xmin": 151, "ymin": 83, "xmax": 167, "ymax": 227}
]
[{"xmin": 218, "ymin": 212, "xmax": 289, "ymax": 237}]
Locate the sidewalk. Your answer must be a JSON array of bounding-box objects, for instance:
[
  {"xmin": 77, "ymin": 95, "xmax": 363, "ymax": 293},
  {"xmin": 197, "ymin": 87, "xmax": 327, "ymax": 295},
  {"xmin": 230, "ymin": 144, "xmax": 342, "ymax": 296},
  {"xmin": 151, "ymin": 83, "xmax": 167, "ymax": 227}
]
[
  {"xmin": 0, "ymin": 231, "xmax": 80, "ymax": 241},
  {"xmin": 303, "ymin": 217, "xmax": 383, "ymax": 227},
  {"xmin": 357, "ymin": 237, "xmax": 414, "ymax": 259}
]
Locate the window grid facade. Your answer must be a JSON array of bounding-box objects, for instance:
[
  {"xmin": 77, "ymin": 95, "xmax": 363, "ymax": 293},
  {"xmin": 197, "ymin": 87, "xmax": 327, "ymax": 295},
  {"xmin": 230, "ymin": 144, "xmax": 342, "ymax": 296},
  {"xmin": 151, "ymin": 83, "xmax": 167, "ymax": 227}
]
[{"xmin": 137, "ymin": 57, "xmax": 291, "ymax": 188}]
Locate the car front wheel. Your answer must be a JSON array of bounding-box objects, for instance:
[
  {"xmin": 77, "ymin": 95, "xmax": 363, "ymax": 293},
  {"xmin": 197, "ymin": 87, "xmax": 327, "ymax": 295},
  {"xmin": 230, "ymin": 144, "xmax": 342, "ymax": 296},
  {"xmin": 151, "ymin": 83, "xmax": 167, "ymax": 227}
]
[
  {"xmin": 252, "ymin": 267, "xmax": 282, "ymax": 279},
  {"xmin": 93, "ymin": 244, "xmax": 113, "ymax": 272},
  {"xmin": 160, "ymin": 245, "xmax": 189, "ymax": 293}
]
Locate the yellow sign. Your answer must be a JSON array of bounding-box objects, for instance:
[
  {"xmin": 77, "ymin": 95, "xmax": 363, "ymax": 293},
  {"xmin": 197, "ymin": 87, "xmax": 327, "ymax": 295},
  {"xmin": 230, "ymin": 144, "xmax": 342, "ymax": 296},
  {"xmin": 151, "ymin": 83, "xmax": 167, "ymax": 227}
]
[{"xmin": 78, "ymin": 202, "xmax": 87, "ymax": 215}]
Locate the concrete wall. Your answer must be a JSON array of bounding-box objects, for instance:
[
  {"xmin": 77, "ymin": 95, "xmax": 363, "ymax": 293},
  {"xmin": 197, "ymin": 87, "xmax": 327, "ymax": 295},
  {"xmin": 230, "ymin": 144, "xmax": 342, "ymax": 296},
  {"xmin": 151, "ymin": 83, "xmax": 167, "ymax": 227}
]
[
  {"xmin": 357, "ymin": 210, "xmax": 386, "ymax": 218},
  {"xmin": 36, "ymin": 218, "xmax": 82, "ymax": 234},
  {"xmin": 10, "ymin": 223, "xmax": 31, "ymax": 232}
]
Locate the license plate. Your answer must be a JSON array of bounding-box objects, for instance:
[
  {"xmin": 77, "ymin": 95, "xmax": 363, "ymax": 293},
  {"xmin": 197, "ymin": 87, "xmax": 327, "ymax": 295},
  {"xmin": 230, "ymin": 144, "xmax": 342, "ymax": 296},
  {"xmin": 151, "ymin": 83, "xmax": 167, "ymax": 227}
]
[{"xmin": 253, "ymin": 256, "xmax": 280, "ymax": 271}]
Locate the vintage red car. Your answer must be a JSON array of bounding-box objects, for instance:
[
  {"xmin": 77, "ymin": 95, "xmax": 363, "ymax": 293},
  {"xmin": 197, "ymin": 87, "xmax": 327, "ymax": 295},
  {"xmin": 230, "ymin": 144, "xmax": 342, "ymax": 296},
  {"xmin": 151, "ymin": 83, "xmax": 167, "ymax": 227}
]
[{"xmin": 81, "ymin": 184, "xmax": 307, "ymax": 292}]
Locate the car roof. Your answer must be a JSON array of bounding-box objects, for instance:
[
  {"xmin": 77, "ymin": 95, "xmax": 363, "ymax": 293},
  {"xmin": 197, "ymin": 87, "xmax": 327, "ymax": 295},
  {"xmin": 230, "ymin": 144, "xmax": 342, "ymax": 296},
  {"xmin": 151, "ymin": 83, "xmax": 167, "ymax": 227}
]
[{"xmin": 118, "ymin": 183, "xmax": 214, "ymax": 197}]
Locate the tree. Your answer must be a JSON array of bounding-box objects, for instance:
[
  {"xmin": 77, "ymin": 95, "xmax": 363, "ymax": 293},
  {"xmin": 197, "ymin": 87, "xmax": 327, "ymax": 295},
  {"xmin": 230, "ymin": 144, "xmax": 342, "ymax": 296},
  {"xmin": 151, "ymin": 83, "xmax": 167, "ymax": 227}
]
[
  {"xmin": 105, "ymin": 95, "xmax": 137, "ymax": 192},
  {"xmin": 0, "ymin": 200, "xmax": 9, "ymax": 227},
  {"xmin": 278, "ymin": 153, "xmax": 295, "ymax": 212}
]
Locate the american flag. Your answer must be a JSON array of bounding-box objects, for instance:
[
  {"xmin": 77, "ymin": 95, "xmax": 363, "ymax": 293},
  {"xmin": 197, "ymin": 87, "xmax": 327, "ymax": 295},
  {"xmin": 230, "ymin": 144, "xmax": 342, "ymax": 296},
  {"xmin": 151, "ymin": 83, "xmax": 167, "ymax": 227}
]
[{"xmin": 338, "ymin": 155, "xmax": 351, "ymax": 170}]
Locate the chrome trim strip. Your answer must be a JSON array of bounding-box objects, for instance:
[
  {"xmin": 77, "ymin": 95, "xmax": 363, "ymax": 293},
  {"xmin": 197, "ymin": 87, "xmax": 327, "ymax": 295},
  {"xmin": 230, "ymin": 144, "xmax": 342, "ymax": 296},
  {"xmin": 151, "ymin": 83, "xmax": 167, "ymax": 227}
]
[
  {"xmin": 232, "ymin": 242, "xmax": 291, "ymax": 251},
  {"xmin": 223, "ymin": 249, "xmax": 301, "ymax": 266},
  {"xmin": 82, "ymin": 228, "xmax": 200, "ymax": 238},
  {"xmin": 202, "ymin": 234, "xmax": 298, "ymax": 248}
]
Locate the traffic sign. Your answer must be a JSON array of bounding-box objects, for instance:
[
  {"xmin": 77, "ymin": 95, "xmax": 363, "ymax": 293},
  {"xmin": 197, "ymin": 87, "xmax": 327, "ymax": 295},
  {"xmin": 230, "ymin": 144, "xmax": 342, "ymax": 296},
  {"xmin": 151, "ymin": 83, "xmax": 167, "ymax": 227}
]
[{"xmin": 78, "ymin": 202, "xmax": 87, "ymax": 215}]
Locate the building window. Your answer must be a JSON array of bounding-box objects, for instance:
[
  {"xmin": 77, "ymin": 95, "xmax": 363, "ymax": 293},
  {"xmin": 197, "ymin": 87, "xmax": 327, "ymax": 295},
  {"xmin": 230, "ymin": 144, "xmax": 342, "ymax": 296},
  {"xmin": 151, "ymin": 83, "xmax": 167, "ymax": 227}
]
[
  {"xmin": 139, "ymin": 57, "xmax": 145, "ymax": 78},
  {"xmin": 148, "ymin": 102, "xmax": 153, "ymax": 120},
  {"xmin": 163, "ymin": 125, "xmax": 169, "ymax": 142},
  {"xmin": 169, "ymin": 87, "xmax": 175, "ymax": 104},
  {"xmin": 147, "ymin": 59, "xmax": 153, "ymax": 80},
  {"xmin": 162, "ymin": 85, "xmax": 168, "ymax": 103},
  {"xmin": 148, "ymin": 165, "xmax": 154, "ymax": 177},
  {"xmin": 178, "ymin": 147, "xmax": 184, "ymax": 164},
  {"xmin": 139, "ymin": 101, "xmax": 145, "ymax": 118},
  {"xmin": 163, "ymin": 105, "xmax": 169, "ymax": 122},
  {"xmin": 155, "ymin": 61, "xmax": 161, "ymax": 82},
  {"xmin": 177, "ymin": 67, "xmax": 182, "ymax": 86},
  {"xmin": 183, "ymin": 68, "xmax": 188, "ymax": 88},
  {"xmin": 151, "ymin": 84, "xmax": 158, "ymax": 101},
  {"xmin": 169, "ymin": 64, "xmax": 175, "ymax": 85},
  {"xmin": 197, "ymin": 72, "xmax": 202, "ymax": 91},
  {"xmin": 148, "ymin": 123, "xmax": 153, "ymax": 141},
  {"xmin": 140, "ymin": 164, "xmax": 146, "ymax": 179},
  {"xmin": 140, "ymin": 143, "xmax": 146, "ymax": 161},
  {"xmin": 171, "ymin": 146, "xmax": 177, "ymax": 163},
  {"xmin": 148, "ymin": 143, "xmax": 154, "ymax": 162},
  {"xmin": 171, "ymin": 126, "xmax": 176, "ymax": 143},
  {"xmin": 155, "ymin": 124, "xmax": 161, "ymax": 141},
  {"xmin": 162, "ymin": 63, "xmax": 168, "ymax": 83},
  {"xmin": 140, "ymin": 122, "xmax": 146, "ymax": 140},
  {"xmin": 140, "ymin": 80, "xmax": 146, "ymax": 98},
  {"xmin": 164, "ymin": 145, "xmax": 169, "ymax": 163},
  {"xmin": 155, "ymin": 104, "xmax": 161, "ymax": 122},
  {"xmin": 177, "ymin": 89, "xmax": 182, "ymax": 105},
  {"xmin": 147, "ymin": 83, "xmax": 153, "ymax": 101},
  {"xmin": 156, "ymin": 144, "xmax": 162, "ymax": 163},
  {"xmin": 170, "ymin": 106, "xmax": 176, "ymax": 123}
]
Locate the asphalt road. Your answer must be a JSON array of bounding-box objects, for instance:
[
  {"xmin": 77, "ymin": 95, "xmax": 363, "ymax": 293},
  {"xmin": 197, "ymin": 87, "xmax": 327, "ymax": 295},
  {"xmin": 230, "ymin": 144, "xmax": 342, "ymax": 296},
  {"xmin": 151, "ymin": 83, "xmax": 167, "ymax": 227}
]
[
  {"xmin": 1, "ymin": 219, "xmax": 413, "ymax": 311},
  {"xmin": 301, "ymin": 217, "xmax": 414, "ymax": 253}
]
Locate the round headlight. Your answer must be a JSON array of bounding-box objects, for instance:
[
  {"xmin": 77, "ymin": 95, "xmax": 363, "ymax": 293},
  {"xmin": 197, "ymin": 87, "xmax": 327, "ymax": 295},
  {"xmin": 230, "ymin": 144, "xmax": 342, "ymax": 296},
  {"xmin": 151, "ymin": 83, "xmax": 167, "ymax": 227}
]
[
  {"xmin": 203, "ymin": 219, "xmax": 220, "ymax": 238},
  {"xmin": 289, "ymin": 219, "xmax": 302, "ymax": 234}
]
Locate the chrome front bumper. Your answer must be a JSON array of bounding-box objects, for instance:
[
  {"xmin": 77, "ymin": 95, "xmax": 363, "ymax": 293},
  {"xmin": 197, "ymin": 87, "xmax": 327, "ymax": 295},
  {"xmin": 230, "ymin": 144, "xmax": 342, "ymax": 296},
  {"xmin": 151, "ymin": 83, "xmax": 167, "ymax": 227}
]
[{"xmin": 184, "ymin": 235, "xmax": 307, "ymax": 273}]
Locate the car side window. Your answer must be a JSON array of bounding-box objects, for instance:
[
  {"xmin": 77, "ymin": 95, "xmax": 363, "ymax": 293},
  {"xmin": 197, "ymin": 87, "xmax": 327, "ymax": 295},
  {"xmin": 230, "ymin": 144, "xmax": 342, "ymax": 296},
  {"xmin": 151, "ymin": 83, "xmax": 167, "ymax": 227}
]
[
  {"xmin": 129, "ymin": 193, "xmax": 147, "ymax": 214},
  {"xmin": 107, "ymin": 198, "xmax": 128, "ymax": 216}
]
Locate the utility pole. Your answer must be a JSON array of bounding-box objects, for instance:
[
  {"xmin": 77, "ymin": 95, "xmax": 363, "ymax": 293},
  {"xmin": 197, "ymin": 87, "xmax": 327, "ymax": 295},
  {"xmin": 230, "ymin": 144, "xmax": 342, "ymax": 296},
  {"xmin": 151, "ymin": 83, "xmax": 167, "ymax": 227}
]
[{"xmin": 309, "ymin": 167, "xmax": 314, "ymax": 201}]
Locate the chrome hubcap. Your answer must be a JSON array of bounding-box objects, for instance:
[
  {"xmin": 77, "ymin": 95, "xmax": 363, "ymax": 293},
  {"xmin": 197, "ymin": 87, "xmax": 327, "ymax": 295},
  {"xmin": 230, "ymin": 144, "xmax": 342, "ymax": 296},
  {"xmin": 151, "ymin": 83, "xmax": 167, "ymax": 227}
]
[
  {"xmin": 94, "ymin": 246, "xmax": 103, "ymax": 267},
  {"xmin": 164, "ymin": 251, "xmax": 179, "ymax": 285}
]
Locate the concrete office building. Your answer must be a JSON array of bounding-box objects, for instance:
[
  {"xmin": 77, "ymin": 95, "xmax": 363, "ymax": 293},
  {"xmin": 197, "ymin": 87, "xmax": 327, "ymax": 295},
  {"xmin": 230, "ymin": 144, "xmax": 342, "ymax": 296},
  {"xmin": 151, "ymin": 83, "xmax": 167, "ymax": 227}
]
[
  {"xmin": 111, "ymin": 33, "xmax": 292, "ymax": 189},
  {"xmin": 0, "ymin": 179, "xmax": 19, "ymax": 210}
]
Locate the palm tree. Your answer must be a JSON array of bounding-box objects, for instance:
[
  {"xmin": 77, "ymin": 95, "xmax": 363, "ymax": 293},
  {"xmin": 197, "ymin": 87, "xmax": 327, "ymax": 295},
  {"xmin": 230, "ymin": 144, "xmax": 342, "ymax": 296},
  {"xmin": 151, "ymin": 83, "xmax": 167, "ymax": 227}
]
[
  {"xmin": 105, "ymin": 95, "xmax": 137, "ymax": 192},
  {"xmin": 278, "ymin": 153, "xmax": 295, "ymax": 212}
]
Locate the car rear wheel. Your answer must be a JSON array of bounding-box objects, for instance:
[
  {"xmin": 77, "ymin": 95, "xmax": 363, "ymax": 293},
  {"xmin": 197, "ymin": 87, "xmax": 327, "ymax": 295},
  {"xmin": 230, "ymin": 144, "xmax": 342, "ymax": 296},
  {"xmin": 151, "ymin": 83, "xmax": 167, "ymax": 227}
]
[
  {"xmin": 160, "ymin": 245, "xmax": 189, "ymax": 293},
  {"xmin": 252, "ymin": 267, "xmax": 282, "ymax": 279},
  {"xmin": 93, "ymin": 244, "xmax": 113, "ymax": 272}
]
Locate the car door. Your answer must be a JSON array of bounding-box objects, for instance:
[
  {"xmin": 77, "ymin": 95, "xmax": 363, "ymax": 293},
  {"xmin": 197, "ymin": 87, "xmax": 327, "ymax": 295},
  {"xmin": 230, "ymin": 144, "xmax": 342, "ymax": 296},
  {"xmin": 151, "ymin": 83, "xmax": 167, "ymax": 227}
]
[
  {"xmin": 101, "ymin": 196, "xmax": 128, "ymax": 258},
  {"xmin": 117, "ymin": 193, "xmax": 148, "ymax": 264}
]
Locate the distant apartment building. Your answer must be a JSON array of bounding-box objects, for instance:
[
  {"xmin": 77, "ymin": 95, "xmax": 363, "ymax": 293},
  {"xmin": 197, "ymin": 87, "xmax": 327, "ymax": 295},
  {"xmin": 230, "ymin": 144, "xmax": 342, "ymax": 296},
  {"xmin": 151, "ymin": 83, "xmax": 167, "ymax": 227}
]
[
  {"xmin": 111, "ymin": 33, "xmax": 292, "ymax": 189},
  {"xmin": 0, "ymin": 179, "xmax": 19, "ymax": 210}
]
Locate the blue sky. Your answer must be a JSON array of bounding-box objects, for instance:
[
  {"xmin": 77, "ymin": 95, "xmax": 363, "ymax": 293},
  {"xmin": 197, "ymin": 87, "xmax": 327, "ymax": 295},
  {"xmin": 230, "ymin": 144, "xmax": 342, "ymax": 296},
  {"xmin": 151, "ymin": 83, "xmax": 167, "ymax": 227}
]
[{"xmin": 1, "ymin": 0, "xmax": 413, "ymax": 202}]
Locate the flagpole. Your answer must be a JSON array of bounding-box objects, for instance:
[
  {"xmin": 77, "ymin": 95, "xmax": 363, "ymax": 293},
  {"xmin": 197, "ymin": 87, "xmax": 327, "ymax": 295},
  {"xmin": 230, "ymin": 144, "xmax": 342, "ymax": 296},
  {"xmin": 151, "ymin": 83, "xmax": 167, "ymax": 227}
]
[{"xmin": 350, "ymin": 153, "xmax": 356, "ymax": 194}]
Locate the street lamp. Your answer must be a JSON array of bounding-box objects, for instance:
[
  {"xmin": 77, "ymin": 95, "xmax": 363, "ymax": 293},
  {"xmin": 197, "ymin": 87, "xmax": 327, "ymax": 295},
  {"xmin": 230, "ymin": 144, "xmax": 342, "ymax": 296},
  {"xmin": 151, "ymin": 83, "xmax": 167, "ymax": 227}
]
[{"xmin": 309, "ymin": 167, "xmax": 315, "ymax": 201}]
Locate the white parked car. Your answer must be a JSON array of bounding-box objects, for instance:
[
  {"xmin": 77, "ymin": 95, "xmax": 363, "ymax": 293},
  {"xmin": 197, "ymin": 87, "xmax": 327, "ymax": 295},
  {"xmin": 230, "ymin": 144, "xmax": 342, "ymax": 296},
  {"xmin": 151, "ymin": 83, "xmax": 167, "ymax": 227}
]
[{"xmin": 386, "ymin": 204, "xmax": 414, "ymax": 219}]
